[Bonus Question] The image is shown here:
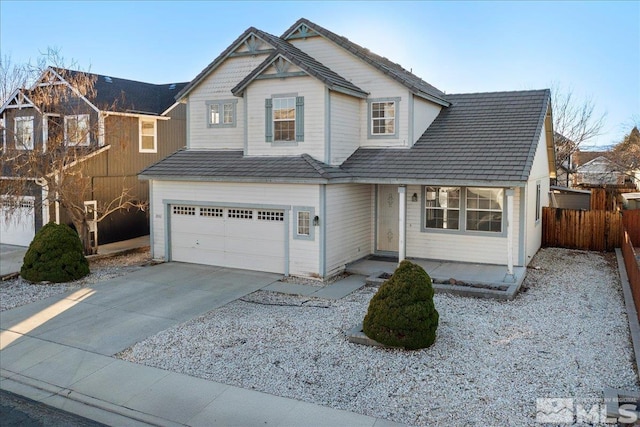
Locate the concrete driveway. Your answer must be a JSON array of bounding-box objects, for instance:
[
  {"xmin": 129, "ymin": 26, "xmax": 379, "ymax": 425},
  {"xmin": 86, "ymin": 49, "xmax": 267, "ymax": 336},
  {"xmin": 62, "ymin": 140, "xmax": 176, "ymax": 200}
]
[
  {"xmin": 0, "ymin": 244, "xmax": 27, "ymax": 277},
  {"xmin": 0, "ymin": 262, "xmax": 281, "ymax": 355}
]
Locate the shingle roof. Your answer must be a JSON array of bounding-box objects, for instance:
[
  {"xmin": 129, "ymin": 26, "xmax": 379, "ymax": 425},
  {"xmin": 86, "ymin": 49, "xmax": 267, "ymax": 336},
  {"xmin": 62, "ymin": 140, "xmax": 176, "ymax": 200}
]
[
  {"xmin": 141, "ymin": 90, "xmax": 550, "ymax": 185},
  {"xmin": 282, "ymin": 18, "xmax": 449, "ymax": 106},
  {"xmin": 232, "ymin": 29, "xmax": 367, "ymax": 98},
  {"xmin": 139, "ymin": 150, "xmax": 351, "ymax": 183},
  {"xmin": 341, "ymin": 89, "xmax": 551, "ymax": 184},
  {"xmin": 52, "ymin": 68, "xmax": 188, "ymax": 115}
]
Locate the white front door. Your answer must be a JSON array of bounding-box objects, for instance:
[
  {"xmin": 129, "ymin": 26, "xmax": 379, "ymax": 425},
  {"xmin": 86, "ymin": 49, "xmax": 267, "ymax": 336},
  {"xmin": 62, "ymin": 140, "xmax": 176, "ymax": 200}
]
[{"xmin": 377, "ymin": 185, "xmax": 399, "ymax": 252}]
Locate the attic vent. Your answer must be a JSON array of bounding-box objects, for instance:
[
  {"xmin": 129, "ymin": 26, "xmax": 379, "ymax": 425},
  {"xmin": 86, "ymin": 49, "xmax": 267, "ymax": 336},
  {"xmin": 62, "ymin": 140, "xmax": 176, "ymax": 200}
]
[
  {"xmin": 169, "ymin": 83, "xmax": 176, "ymax": 90},
  {"xmin": 104, "ymin": 76, "xmax": 112, "ymax": 83}
]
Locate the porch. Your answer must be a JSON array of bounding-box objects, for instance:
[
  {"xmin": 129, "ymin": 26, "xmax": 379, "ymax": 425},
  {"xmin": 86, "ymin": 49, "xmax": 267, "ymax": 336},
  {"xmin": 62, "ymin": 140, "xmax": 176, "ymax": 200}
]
[{"xmin": 346, "ymin": 256, "xmax": 527, "ymax": 300}]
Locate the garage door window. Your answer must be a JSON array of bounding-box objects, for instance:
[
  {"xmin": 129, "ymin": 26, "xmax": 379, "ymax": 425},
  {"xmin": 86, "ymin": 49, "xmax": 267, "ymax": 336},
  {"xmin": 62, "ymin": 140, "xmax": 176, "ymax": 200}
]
[
  {"xmin": 228, "ymin": 209, "xmax": 253, "ymax": 219},
  {"xmin": 173, "ymin": 206, "xmax": 196, "ymax": 215},
  {"xmin": 258, "ymin": 210, "xmax": 284, "ymax": 222},
  {"xmin": 200, "ymin": 207, "xmax": 223, "ymax": 217}
]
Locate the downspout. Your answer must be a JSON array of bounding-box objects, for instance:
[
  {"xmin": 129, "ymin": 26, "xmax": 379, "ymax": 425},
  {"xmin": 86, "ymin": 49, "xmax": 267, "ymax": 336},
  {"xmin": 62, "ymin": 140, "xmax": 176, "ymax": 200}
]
[
  {"xmin": 506, "ymin": 188, "xmax": 515, "ymax": 278},
  {"xmin": 398, "ymin": 186, "xmax": 406, "ymax": 263}
]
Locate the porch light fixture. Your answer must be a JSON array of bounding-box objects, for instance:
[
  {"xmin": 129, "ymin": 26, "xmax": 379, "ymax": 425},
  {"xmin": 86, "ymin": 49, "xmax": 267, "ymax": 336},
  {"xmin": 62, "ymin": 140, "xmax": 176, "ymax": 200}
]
[
  {"xmin": 412, "ymin": 193, "xmax": 418, "ymax": 202},
  {"xmin": 313, "ymin": 215, "xmax": 320, "ymax": 226}
]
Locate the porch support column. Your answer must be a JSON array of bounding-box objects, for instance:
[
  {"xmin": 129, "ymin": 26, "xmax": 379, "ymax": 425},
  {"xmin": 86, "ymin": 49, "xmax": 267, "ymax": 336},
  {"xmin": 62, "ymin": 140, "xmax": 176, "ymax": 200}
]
[
  {"xmin": 506, "ymin": 188, "xmax": 515, "ymax": 276},
  {"xmin": 398, "ymin": 186, "xmax": 406, "ymax": 264}
]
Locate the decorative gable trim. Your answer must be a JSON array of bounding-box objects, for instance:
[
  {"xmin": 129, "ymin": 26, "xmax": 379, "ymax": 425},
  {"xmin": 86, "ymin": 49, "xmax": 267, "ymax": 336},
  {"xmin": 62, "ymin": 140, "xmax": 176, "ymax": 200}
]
[
  {"xmin": 35, "ymin": 67, "xmax": 101, "ymax": 114},
  {"xmin": 284, "ymin": 23, "xmax": 319, "ymax": 40},
  {"xmin": 175, "ymin": 28, "xmax": 277, "ymax": 101},
  {"xmin": 0, "ymin": 89, "xmax": 40, "ymax": 113}
]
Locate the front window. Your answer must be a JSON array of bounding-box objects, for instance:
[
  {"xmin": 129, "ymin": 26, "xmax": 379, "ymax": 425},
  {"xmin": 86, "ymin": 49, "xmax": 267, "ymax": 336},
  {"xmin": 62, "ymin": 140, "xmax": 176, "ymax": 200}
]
[
  {"xmin": 425, "ymin": 187, "xmax": 460, "ymax": 230},
  {"xmin": 139, "ymin": 118, "xmax": 157, "ymax": 153},
  {"xmin": 466, "ymin": 188, "xmax": 504, "ymax": 232},
  {"xmin": 371, "ymin": 101, "xmax": 396, "ymax": 135},
  {"xmin": 15, "ymin": 116, "xmax": 34, "ymax": 149},
  {"xmin": 64, "ymin": 114, "xmax": 90, "ymax": 146},
  {"xmin": 207, "ymin": 100, "xmax": 237, "ymax": 128},
  {"xmin": 273, "ymin": 97, "xmax": 296, "ymax": 141}
]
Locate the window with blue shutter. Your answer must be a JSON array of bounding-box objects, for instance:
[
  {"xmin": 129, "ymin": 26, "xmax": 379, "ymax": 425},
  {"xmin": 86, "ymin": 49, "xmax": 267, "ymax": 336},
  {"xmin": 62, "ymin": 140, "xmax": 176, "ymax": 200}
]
[
  {"xmin": 265, "ymin": 98, "xmax": 273, "ymax": 142},
  {"xmin": 268, "ymin": 95, "xmax": 304, "ymax": 143}
]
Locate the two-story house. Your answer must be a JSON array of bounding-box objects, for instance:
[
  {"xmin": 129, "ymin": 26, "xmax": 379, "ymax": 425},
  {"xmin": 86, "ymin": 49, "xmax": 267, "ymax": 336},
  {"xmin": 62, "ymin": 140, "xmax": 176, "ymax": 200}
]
[
  {"xmin": 0, "ymin": 67, "xmax": 187, "ymax": 246},
  {"xmin": 140, "ymin": 18, "xmax": 556, "ymax": 279}
]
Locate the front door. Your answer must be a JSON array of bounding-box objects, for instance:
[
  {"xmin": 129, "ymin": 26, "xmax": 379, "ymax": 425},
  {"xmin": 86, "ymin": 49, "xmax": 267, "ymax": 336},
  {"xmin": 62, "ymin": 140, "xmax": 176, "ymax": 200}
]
[{"xmin": 377, "ymin": 185, "xmax": 399, "ymax": 252}]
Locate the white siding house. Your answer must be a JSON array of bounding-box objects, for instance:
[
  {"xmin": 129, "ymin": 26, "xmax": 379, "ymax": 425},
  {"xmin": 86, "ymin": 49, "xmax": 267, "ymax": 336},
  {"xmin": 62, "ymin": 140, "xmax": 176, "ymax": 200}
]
[{"xmin": 140, "ymin": 18, "xmax": 556, "ymax": 280}]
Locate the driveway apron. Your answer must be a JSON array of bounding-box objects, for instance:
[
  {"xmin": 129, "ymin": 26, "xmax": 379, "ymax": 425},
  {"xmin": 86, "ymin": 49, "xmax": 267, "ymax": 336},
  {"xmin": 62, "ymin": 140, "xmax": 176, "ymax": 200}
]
[{"xmin": 0, "ymin": 262, "xmax": 281, "ymax": 355}]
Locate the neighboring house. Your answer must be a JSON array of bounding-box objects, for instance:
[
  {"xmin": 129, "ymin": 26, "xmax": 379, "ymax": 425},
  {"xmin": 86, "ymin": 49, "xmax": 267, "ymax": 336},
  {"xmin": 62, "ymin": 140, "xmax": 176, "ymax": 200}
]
[
  {"xmin": 549, "ymin": 185, "xmax": 591, "ymax": 210},
  {"xmin": 140, "ymin": 18, "xmax": 556, "ymax": 279},
  {"xmin": 0, "ymin": 67, "xmax": 187, "ymax": 246},
  {"xmin": 573, "ymin": 155, "xmax": 635, "ymax": 188}
]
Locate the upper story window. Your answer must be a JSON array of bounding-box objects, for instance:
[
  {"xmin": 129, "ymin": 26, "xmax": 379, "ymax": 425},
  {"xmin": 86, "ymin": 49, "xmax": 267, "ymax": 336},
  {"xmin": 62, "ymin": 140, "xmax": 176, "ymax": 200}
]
[
  {"xmin": 273, "ymin": 97, "xmax": 296, "ymax": 142},
  {"xmin": 64, "ymin": 114, "xmax": 90, "ymax": 146},
  {"xmin": 265, "ymin": 95, "xmax": 304, "ymax": 143},
  {"xmin": 466, "ymin": 188, "xmax": 504, "ymax": 232},
  {"xmin": 139, "ymin": 118, "xmax": 157, "ymax": 153},
  {"xmin": 207, "ymin": 99, "xmax": 237, "ymax": 128},
  {"xmin": 424, "ymin": 187, "xmax": 460, "ymax": 230},
  {"xmin": 15, "ymin": 116, "xmax": 35, "ymax": 150},
  {"xmin": 368, "ymin": 98, "xmax": 399, "ymax": 139}
]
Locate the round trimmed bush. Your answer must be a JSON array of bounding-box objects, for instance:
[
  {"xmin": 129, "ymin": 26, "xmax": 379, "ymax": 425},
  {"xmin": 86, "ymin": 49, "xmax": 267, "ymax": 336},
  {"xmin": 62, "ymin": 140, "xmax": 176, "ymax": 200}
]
[
  {"xmin": 363, "ymin": 260, "xmax": 439, "ymax": 350},
  {"xmin": 20, "ymin": 222, "xmax": 90, "ymax": 283}
]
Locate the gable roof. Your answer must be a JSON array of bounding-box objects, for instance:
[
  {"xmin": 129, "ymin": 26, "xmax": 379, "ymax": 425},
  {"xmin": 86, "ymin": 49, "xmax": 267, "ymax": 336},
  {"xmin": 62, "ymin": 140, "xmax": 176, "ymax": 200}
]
[
  {"xmin": 232, "ymin": 29, "xmax": 368, "ymax": 98},
  {"xmin": 175, "ymin": 27, "xmax": 274, "ymax": 101},
  {"xmin": 50, "ymin": 68, "xmax": 188, "ymax": 115},
  {"xmin": 282, "ymin": 18, "xmax": 450, "ymax": 107},
  {"xmin": 341, "ymin": 89, "xmax": 551, "ymax": 185},
  {"xmin": 573, "ymin": 150, "xmax": 608, "ymax": 167},
  {"xmin": 139, "ymin": 150, "xmax": 351, "ymax": 183}
]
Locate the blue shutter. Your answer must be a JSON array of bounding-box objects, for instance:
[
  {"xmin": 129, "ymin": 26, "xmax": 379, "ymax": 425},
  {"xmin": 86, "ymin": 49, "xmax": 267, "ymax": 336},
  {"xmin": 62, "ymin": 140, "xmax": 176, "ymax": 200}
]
[
  {"xmin": 295, "ymin": 96, "xmax": 304, "ymax": 142},
  {"xmin": 265, "ymin": 98, "xmax": 273, "ymax": 142}
]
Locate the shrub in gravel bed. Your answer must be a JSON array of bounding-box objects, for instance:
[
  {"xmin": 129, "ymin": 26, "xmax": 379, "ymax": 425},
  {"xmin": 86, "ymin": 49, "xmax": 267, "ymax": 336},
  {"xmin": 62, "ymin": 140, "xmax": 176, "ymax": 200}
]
[
  {"xmin": 363, "ymin": 260, "xmax": 439, "ymax": 349},
  {"xmin": 20, "ymin": 222, "xmax": 89, "ymax": 283}
]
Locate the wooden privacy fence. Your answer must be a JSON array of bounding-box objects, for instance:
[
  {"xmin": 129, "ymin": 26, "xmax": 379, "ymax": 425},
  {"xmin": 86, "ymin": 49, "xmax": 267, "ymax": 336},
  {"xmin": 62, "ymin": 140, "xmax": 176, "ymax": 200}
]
[
  {"xmin": 542, "ymin": 207, "xmax": 622, "ymax": 251},
  {"xmin": 623, "ymin": 209, "xmax": 640, "ymax": 245},
  {"xmin": 620, "ymin": 230, "xmax": 640, "ymax": 324}
]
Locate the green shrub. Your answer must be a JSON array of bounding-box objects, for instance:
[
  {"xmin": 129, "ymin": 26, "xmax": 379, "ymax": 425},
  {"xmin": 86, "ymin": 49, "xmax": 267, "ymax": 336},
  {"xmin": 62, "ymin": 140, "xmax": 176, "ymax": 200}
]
[
  {"xmin": 363, "ymin": 260, "xmax": 439, "ymax": 350},
  {"xmin": 21, "ymin": 222, "xmax": 90, "ymax": 283}
]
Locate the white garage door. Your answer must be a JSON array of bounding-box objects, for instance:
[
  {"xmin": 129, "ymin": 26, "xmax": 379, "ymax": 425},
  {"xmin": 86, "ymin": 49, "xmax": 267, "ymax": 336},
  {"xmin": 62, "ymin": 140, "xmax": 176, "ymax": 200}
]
[
  {"xmin": 0, "ymin": 197, "xmax": 36, "ymax": 246},
  {"xmin": 170, "ymin": 205, "xmax": 286, "ymax": 274}
]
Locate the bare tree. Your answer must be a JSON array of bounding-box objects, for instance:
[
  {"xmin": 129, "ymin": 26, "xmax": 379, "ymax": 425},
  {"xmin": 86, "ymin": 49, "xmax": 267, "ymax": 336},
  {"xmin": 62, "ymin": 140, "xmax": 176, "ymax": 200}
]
[
  {"xmin": 609, "ymin": 127, "xmax": 640, "ymax": 185},
  {"xmin": 552, "ymin": 84, "xmax": 607, "ymax": 186},
  {"xmin": 0, "ymin": 54, "xmax": 31, "ymax": 106},
  {"xmin": 1, "ymin": 51, "xmax": 145, "ymax": 253}
]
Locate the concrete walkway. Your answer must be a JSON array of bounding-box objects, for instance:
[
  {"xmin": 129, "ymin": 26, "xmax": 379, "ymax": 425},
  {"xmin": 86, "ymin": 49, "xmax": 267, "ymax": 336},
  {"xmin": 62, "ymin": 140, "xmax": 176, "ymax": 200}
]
[
  {"xmin": 0, "ymin": 262, "xmax": 402, "ymax": 426},
  {"xmin": 263, "ymin": 274, "xmax": 367, "ymax": 299}
]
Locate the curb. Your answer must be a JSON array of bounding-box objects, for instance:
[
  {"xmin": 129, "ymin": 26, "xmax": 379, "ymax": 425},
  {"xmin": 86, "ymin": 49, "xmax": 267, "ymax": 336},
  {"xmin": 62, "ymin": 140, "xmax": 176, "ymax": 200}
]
[{"xmin": 0, "ymin": 370, "xmax": 183, "ymax": 427}]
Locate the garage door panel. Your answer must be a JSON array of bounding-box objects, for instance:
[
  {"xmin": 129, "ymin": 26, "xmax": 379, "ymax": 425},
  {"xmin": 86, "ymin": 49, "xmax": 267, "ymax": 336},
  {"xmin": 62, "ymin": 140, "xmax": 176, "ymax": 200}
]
[
  {"xmin": 170, "ymin": 206, "xmax": 285, "ymax": 274},
  {"xmin": 0, "ymin": 197, "xmax": 35, "ymax": 246}
]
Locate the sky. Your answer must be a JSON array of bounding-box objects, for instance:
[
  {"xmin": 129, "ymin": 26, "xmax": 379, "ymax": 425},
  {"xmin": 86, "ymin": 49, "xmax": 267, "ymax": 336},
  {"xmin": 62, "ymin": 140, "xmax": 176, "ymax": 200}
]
[{"xmin": 1, "ymin": 1, "xmax": 638, "ymax": 148}]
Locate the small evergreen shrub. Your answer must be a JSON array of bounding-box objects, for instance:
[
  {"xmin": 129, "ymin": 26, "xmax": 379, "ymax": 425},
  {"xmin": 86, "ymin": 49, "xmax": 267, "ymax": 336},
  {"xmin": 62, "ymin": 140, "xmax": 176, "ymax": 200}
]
[
  {"xmin": 21, "ymin": 222, "xmax": 90, "ymax": 283},
  {"xmin": 363, "ymin": 260, "xmax": 439, "ymax": 350}
]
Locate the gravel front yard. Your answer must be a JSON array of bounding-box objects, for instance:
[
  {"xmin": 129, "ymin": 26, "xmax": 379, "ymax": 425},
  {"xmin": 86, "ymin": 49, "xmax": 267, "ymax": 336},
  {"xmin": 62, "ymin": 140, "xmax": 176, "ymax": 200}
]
[
  {"xmin": 0, "ymin": 251, "xmax": 151, "ymax": 312},
  {"xmin": 118, "ymin": 248, "xmax": 640, "ymax": 426}
]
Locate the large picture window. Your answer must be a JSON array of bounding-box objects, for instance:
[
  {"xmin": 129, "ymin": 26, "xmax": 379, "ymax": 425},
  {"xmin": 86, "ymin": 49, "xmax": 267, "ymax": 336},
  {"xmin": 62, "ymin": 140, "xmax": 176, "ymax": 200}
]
[
  {"xmin": 424, "ymin": 187, "xmax": 460, "ymax": 230},
  {"xmin": 15, "ymin": 116, "xmax": 34, "ymax": 149},
  {"xmin": 64, "ymin": 114, "xmax": 90, "ymax": 146},
  {"xmin": 466, "ymin": 188, "xmax": 504, "ymax": 232}
]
